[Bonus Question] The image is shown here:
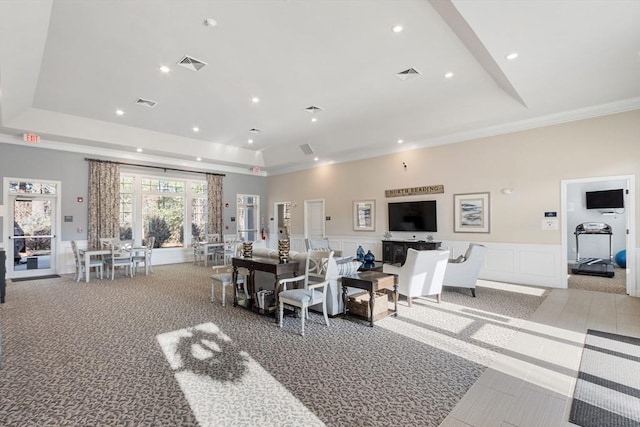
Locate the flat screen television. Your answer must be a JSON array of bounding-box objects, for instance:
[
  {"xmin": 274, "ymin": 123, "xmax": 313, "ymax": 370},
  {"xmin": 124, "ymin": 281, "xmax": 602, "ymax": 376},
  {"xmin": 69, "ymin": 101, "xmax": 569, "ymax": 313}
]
[
  {"xmin": 586, "ymin": 189, "xmax": 624, "ymax": 209},
  {"xmin": 388, "ymin": 200, "xmax": 437, "ymax": 232}
]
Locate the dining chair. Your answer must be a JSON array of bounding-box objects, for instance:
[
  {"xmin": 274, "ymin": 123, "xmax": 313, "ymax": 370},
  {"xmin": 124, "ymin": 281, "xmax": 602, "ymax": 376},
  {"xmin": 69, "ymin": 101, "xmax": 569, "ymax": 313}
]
[
  {"xmin": 71, "ymin": 240, "xmax": 103, "ymax": 282},
  {"xmin": 133, "ymin": 236, "xmax": 155, "ymax": 275},
  {"xmin": 222, "ymin": 234, "xmax": 238, "ymax": 264},
  {"xmin": 104, "ymin": 240, "xmax": 134, "ymax": 280},
  {"xmin": 193, "ymin": 237, "xmax": 204, "ymax": 265},
  {"xmin": 277, "ymin": 251, "xmax": 332, "ymax": 336},
  {"xmin": 206, "ymin": 233, "xmax": 224, "ymax": 266},
  {"xmin": 210, "ymin": 242, "xmax": 249, "ymax": 306}
]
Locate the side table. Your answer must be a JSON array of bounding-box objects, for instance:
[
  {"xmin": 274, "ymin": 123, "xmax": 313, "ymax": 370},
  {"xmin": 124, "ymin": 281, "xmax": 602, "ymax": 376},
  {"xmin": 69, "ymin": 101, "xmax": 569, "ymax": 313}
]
[{"xmin": 342, "ymin": 270, "xmax": 398, "ymax": 327}]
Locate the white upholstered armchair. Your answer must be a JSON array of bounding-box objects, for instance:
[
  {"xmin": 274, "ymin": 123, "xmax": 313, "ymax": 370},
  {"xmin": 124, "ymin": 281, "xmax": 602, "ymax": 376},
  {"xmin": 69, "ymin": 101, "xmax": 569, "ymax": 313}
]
[
  {"xmin": 383, "ymin": 248, "xmax": 449, "ymax": 306},
  {"xmin": 443, "ymin": 243, "xmax": 487, "ymax": 297}
]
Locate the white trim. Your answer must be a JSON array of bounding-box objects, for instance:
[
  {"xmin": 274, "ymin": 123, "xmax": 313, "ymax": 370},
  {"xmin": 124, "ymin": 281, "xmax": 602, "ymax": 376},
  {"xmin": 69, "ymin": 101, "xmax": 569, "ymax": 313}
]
[
  {"xmin": 267, "ymin": 99, "xmax": 640, "ymax": 176},
  {"xmin": 287, "ymin": 234, "xmax": 565, "ymax": 288},
  {"xmin": 561, "ymin": 175, "xmax": 637, "ymax": 296},
  {"xmin": 303, "ymin": 199, "xmax": 325, "ymax": 240},
  {"xmin": 3, "ymin": 176, "xmax": 62, "ymax": 279}
]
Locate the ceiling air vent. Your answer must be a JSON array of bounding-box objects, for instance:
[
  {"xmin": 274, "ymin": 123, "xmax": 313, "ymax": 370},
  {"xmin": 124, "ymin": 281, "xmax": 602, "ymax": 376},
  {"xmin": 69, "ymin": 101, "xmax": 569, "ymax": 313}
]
[
  {"xmin": 305, "ymin": 105, "xmax": 323, "ymax": 113},
  {"xmin": 177, "ymin": 55, "xmax": 207, "ymax": 71},
  {"xmin": 135, "ymin": 98, "xmax": 157, "ymax": 108},
  {"xmin": 396, "ymin": 68, "xmax": 421, "ymax": 80},
  {"xmin": 299, "ymin": 144, "xmax": 314, "ymax": 155},
  {"xmin": 249, "ymin": 128, "xmax": 263, "ymax": 133}
]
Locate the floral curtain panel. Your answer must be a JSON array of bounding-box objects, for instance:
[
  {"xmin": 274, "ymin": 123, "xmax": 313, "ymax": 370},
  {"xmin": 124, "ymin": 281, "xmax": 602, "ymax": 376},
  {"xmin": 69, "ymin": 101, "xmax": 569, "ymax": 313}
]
[
  {"xmin": 206, "ymin": 173, "xmax": 223, "ymax": 236},
  {"xmin": 88, "ymin": 160, "xmax": 120, "ymax": 248}
]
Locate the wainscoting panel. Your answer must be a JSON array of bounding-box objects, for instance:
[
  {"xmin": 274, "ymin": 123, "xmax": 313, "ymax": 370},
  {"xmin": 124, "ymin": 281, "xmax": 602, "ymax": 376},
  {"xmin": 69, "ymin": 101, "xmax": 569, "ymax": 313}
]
[
  {"xmin": 519, "ymin": 249, "xmax": 558, "ymax": 278},
  {"xmin": 291, "ymin": 236, "xmax": 565, "ymax": 289},
  {"xmin": 484, "ymin": 248, "xmax": 516, "ymax": 274},
  {"xmin": 56, "ymin": 237, "xmax": 582, "ymax": 290}
]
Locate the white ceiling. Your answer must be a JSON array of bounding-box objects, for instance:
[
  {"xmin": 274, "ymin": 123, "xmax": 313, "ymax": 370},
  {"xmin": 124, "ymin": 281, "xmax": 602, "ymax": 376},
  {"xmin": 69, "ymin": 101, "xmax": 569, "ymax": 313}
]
[{"xmin": 1, "ymin": 0, "xmax": 639, "ymax": 175}]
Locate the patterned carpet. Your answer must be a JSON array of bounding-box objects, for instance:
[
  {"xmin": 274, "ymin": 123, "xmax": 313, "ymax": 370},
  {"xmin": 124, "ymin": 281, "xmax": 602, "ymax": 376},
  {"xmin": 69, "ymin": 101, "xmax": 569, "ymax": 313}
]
[
  {"xmin": 0, "ymin": 264, "xmax": 549, "ymax": 426},
  {"xmin": 568, "ymin": 265, "xmax": 627, "ymax": 294}
]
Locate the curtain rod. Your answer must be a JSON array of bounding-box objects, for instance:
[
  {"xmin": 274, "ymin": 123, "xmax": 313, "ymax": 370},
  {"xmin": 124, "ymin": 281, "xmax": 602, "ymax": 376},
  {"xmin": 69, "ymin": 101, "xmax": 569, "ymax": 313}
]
[{"xmin": 84, "ymin": 158, "xmax": 225, "ymax": 177}]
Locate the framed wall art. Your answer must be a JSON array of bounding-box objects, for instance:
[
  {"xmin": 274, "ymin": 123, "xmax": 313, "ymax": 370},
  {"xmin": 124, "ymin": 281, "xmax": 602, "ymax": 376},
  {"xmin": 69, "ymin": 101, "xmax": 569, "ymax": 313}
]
[
  {"xmin": 353, "ymin": 200, "xmax": 375, "ymax": 231},
  {"xmin": 454, "ymin": 192, "xmax": 490, "ymax": 233}
]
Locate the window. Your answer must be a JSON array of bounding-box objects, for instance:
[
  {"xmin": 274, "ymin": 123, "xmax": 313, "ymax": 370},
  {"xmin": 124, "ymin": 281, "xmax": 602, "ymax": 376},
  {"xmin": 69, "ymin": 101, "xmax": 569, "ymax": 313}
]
[
  {"xmin": 119, "ymin": 176, "xmax": 134, "ymax": 239},
  {"xmin": 118, "ymin": 174, "xmax": 206, "ymax": 248},
  {"xmin": 237, "ymin": 194, "xmax": 259, "ymax": 242},
  {"xmin": 191, "ymin": 183, "xmax": 207, "ymax": 242},
  {"xmin": 9, "ymin": 181, "xmax": 57, "ymax": 194}
]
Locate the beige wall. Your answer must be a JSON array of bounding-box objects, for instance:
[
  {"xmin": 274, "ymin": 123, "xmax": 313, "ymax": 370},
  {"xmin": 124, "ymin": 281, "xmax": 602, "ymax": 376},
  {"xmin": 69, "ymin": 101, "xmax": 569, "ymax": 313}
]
[{"xmin": 266, "ymin": 110, "xmax": 639, "ymax": 245}]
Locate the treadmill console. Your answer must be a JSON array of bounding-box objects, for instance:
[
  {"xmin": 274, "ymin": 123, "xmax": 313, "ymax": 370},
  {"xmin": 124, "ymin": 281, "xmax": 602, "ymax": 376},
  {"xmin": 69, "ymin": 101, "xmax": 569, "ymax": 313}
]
[{"xmin": 575, "ymin": 222, "xmax": 612, "ymax": 234}]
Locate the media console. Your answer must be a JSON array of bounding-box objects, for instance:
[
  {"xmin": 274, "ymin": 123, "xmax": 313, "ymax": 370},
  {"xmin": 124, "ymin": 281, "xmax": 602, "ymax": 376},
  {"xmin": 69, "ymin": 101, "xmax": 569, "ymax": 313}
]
[{"xmin": 382, "ymin": 240, "xmax": 442, "ymax": 265}]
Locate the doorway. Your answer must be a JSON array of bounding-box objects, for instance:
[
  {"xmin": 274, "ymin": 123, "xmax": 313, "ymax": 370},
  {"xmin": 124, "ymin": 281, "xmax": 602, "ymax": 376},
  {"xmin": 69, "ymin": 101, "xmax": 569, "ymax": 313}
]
[
  {"xmin": 561, "ymin": 175, "xmax": 636, "ymax": 296},
  {"xmin": 4, "ymin": 178, "xmax": 60, "ymax": 279},
  {"xmin": 304, "ymin": 199, "xmax": 325, "ymax": 240}
]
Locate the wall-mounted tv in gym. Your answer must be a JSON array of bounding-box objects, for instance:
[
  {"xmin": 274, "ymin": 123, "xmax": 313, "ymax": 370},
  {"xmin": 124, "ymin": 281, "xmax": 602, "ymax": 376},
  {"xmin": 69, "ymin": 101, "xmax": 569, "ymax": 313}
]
[
  {"xmin": 586, "ymin": 189, "xmax": 624, "ymax": 209},
  {"xmin": 388, "ymin": 200, "xmax": 437, "ymax": 232}
]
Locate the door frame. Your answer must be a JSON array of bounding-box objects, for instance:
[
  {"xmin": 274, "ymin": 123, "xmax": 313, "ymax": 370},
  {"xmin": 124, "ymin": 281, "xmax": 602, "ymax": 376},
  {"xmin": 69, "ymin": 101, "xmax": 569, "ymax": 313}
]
[
  {"xmin": 3, "ymin": 177, "xmax": 62, "ymax": 279},
  {"xmin": 560, "ymin": 174, "xmax": 636, "ymax": 296}
]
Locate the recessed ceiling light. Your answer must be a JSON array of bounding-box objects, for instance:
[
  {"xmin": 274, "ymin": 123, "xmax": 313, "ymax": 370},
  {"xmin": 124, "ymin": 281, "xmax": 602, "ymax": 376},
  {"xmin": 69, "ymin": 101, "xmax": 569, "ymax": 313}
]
[
  {"xmin": 192, "ymin": 126, "xmax": 199, "ymax": 132},
  {"xmin": 252, "ymin": 97, "xmax": 260, "ymax": 103},
  {"xmin": 196, "ymin": 157, "xmax": 202, "ymax": 161},
  {"xmin": 248, "ymin": 139, "xmax": 253, "ymax": 144},
  {"xmin": 506, "ymin": 52, "xmax": 519, "ymax": 61},
  {"xmin": 314, "ymin": 157, "xmax": 319, "ymax": 161},
  {"xmin": 397, "ymin": 139, "xmax": 404, "ymax": 144},
  {"xmin": 203, "ymin": 18, "xmax": 217, "ymax": 27},
  {"xmin": 136, "ymin": 148, "xmax": 143, "ymax": 152},
  {"xmin": 159, "ymin": 65, "xmax": 170, "ymax": 73},
  {"xmin": 392, "ymin": 25, "xmax": 403, "ymax": 33},
  {"xmin": 311, "ymin": 117, "xmax": 317, "ymax": 122},
  {"xmin": 444, "ymin": 72, "xmax": 454, "ymax": 79},
  {"xmin": 116, "ymin": 109, "xmax": 124, "ymax": 116}
]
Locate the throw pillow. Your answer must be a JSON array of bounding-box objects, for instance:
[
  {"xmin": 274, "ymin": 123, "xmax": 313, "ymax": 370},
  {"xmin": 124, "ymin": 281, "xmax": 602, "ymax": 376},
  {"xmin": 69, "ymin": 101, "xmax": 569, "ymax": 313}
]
[{"xmin": 337, "ymin": 261, "xmax": 361, "ymax": 276}]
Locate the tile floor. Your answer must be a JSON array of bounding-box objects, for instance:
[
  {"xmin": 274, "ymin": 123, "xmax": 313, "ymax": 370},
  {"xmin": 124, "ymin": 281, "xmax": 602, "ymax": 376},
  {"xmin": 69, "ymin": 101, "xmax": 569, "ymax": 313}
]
[{"xmin": 440, "ymin": 288, "xmax": 640, "ymax": 427}]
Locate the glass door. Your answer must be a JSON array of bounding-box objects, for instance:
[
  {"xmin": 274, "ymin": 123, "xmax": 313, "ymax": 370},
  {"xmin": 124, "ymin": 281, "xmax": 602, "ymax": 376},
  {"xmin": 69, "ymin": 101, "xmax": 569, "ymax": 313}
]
[{"xmin": 7, "ymin": 180, "xmax": 58, "ymax": 278}]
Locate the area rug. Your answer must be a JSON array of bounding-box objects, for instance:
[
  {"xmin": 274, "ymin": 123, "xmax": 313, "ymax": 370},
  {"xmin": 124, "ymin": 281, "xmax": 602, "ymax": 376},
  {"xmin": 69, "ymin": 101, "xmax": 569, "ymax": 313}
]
[
  {"xmin": 11, "ymin": 275, "xmax": 61, "ymax": 282},
  {"xmin": 569, "ymin": 329, "xmax": 640, "ymax": 426}
]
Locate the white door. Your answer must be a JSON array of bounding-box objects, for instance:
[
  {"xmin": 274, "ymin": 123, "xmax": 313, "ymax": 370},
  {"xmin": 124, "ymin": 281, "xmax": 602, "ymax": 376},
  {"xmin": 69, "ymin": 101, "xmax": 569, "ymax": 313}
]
[
  {"xmin": 304, "ymin": 199, "xmax": 325, "ymax": 239},
  {"xmin": 5, "ymin": 178, "xmax": 60, "ymax": 279}
]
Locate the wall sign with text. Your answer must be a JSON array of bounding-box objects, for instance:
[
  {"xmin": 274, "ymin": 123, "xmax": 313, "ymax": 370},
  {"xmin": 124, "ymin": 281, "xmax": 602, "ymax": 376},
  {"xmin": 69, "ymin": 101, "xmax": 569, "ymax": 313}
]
[{"xmin": 385, "ymin": 185, "xmax": 444, "ymax": 198}]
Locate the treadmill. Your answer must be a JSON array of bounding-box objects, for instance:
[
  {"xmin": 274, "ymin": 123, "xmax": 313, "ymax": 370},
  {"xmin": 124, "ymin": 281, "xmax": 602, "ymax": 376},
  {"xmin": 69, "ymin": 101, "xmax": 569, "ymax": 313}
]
[{"xmin": 572, "ymin": 222, "xmax": 615, "ymax": 278}]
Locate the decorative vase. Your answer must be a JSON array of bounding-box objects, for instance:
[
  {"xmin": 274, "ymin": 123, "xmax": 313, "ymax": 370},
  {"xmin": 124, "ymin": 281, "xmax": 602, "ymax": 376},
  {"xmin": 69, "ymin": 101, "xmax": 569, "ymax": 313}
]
[
  {"xmin": 242, "ymin": 242, "xmax": 253, "ymax": 258},
  {"xmin": 363, "ymin": 250, "xmax": 375, "ymax": 264},
  {"xmin": 278, "ymin": 239, "xmax": 290, "ymax": 263},
  {"xmin": 356, "ymin": 245, "xmax": 365, "ymax": 262}
]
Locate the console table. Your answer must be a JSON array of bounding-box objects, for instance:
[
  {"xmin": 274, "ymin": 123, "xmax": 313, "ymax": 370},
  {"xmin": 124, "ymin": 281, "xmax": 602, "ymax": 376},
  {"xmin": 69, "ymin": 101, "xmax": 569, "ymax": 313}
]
[
  {"xmin": 382, "ymin": 240, "xmax": 442, "ymax": 265},
  {"xmin": 231, "ymin": 257, "xmax": 299, "ymax": 319}
]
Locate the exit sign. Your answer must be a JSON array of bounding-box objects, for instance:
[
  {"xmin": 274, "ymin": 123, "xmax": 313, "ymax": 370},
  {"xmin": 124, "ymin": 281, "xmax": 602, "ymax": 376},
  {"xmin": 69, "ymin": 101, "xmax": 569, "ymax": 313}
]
[{"xmin": 23, "ymin": 133, "xmax": 40, "ymax": 143}]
